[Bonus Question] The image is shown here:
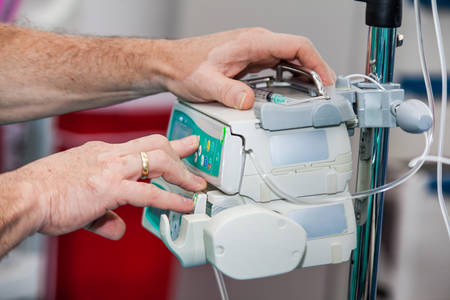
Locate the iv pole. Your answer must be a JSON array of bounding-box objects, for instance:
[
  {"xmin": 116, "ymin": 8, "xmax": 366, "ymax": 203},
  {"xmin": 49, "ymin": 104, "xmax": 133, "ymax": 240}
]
[{"xmin": 350, "ymin": 1, "xmax": 402, "ymax": 299}]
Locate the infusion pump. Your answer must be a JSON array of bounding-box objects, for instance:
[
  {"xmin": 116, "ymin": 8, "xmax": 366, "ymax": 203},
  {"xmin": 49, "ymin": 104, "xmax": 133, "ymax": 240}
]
[
  {"xmin": 141, "ymin": 64, "xmax": 431, "ymax": 279},
  {"xmin": 142, "ymin": 65, "xmax": 358, "ymax": 279}
]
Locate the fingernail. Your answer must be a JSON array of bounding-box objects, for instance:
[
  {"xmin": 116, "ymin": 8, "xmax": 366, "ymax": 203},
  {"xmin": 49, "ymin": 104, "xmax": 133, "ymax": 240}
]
[
  {"xmin": 235, "ymin": 92, "xmax": 247, "ymax": 109},
  {"xmin": 183, "ymin": 135, "xmax": 199, "ymax": 147},
  {"xmin": 183, "ymin": 197, "xmax": 194, "ymax": 206},
  {"xmin": 328, "ymin": 69, "xmax": 336, "ymax": 85},
  {"xmin": 196, "ymin": 176, "xmax": 206, "ymax": 188}
]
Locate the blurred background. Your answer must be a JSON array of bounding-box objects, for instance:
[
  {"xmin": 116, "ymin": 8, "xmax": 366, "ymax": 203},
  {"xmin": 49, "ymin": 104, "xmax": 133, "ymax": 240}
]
[{"xmin": 0, "ymin": 0, "xmax": 449, "ymax": 299}]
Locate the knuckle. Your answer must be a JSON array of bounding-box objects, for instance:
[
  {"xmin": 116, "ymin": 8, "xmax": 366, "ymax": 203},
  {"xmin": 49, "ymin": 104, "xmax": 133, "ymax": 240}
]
[
  {"xmin": 299, "ymin": 36, "xmax": 313, "ymax": 47},
  {"xmin": 149, "ymin": 185, "xmax": 170, "ymax": 209},
  {"xmin": 153, "ymin": 149, "xmax": 170, "ymax": 166},
  {"xmin": 248, "ymin": 27, "xmax": 270, "ymax": 35},
  {"xmin": 152, "ymin": 134, "xmax": 169, "ymax": 148},
  {"xmin": 149, "ymin": 184, "xmax": 162, "ymax": 199},
  {"xmin": 123, "ymin": 137, "xmax": 141, "ymax": 147},
  {"xmin": 84, "ymin": 140, "xmax": 108, "ymax": 149},
  {"xmin": 220, "ymin": 82, "xmax": 234, "ymax": 102},
  {"xmin": 83, "ymin": 141, "xmax": 112, "ymax": 159},
  {"xmin": 117, "ymin": 154, "xmax": 133, "ymax": 168},
  {"xmin": 86, "ymin": 175, "xmax": 107, "ymax": 196}
]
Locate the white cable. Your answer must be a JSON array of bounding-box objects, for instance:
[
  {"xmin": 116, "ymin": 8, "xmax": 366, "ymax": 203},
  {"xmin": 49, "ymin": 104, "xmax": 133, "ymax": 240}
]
[
  {"xmin": 345, "ymin": 74, "xmax": 386, "ymax": 90},
  {"xmin": 409, "ymin": 155, "xmax": 450, "ymax": 167},
  {"xmin": 247, "ymin": 150, "xmax": 336, "ymax": 204},
  {"xmin": 345, "ymin": 74, "xmax": 433, "ymax": 198},
  {"xmin": 245, "ymin": 2, "xmax": 450, "ymax": 236},
  {"xmin": 414, "ymin": 0, "xmax": 436, "ymax": 133},
  {"xmin": 351, "ymin": 0, "xmax": 441, "ymax": 200},
  {"xmin": 248, "ymin": 130, "xmax": 430, "ymax": 202},
  {"xmin": 247, "ymin": 149, "xmax": 304, "ymax": 203},
  {"xmin": 430, "ymin": 0, "xmax": 450, "ymax": 239},
  {"xmin": 213, "ymin": 266, "xmax": 229, "ymax": 300},
  {"xmin": 351, "ymin": 132, "xmax": 432, "ymax": 199},
  {"xmin": 344, "ymin": 2, "xmax": 450, "ymax": 239}
]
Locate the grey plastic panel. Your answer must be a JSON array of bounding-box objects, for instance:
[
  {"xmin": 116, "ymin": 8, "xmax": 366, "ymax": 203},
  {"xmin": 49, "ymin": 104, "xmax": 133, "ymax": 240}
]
[
  {"xmin": 356, "ymin": 88, "xmax": 404, "ymax": 128},
  {"xmin": 254, "ymin": 96, "xmax": 356, "ymax": 131},
  {"xmin": 335, "ymin": 78, "xmax": 406, "ymax": 129},
  {"xmin": 252, "ymin": 76, "xmax": 408, "ymax": 131}
]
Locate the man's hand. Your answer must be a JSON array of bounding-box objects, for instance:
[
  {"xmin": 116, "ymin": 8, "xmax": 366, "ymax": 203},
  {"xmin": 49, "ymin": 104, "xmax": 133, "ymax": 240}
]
[
  {"xmin": 159, "ymin": 28, "xmax": 336, "ymax": 109},
  {"xmin": 0, "ymin": 25, "xmax": 335, "ymax": 122},
  {"xmin": 0, "ymin": 25, "xmax": 335, "ymax": 256},
  {"xmin": 0, "ymin": 134, "xmax": 206, "ymax": 255}
]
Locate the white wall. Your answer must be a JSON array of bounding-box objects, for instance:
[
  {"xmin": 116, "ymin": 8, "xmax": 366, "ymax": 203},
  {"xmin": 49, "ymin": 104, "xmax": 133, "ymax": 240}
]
[
  {"xmin": 396, "ymin": 2, "xmax": 450, "ymax": 76},
  {"xmin": 171, "ymin": 0, "xmax": 368, "ymax": 76},
  {"xmin": 19, "ymin": 0, "xmax": 172, "ymax": 38},
  {"xmin": 19, "ymin": 0, "xmax": 370, "ymax": 76}
]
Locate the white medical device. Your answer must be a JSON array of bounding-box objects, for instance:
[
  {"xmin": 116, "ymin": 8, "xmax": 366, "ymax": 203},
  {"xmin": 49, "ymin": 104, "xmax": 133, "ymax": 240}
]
[{"xmin": 142, "ymin": 63, "xmax": 432, "ymax": 280}]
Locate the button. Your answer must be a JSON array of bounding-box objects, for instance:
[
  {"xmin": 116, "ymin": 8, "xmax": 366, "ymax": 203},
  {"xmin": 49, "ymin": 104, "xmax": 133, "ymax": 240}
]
[
  {"xmin": 198, "ymin": 145, "xmax": 202, "ymax": 156},
  {"xmin": 207, "ymin": 140, "xmax": 211, "ymax": 152},
  {"xmin": 208, "ymin": 164, "xmax": 211, "ymax": 170},
  {"xmin": 201, "ymin": 155, "xmax": 204, "ymax": 166},
  {"xmin": 194, "ymin": 152, "xmax": 198, "ymax": 163},
  {"xmin": 204, "ymin": 156, "xmax": 208, "ymax": 167}
]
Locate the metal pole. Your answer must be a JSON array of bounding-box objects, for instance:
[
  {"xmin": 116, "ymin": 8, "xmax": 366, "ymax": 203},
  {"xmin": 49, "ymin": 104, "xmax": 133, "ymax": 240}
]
[{"xmin": 349, "ymin": 26, "xmax": 398, "ymax": 300}]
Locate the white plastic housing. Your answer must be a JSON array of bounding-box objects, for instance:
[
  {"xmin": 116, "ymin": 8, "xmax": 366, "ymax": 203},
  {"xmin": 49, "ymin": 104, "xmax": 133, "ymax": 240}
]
[
  {"xmin": 160, "ymin": 213, "xmax": 210, "ymax": 267},
  {"xmin": 204, "ymin": 204, "xmax": 307, "ymax": 280},
  {"xmin": 184, "ymin": 102, "xmax": 352, "ymax": 202}
]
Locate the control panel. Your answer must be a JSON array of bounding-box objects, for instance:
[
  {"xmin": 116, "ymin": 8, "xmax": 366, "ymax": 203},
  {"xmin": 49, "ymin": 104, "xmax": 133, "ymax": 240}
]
[
  {"xmin": 167, "ymin": 101, "xmax": 245, "ymax": 194},
  {"xmin": 168, "ymin": 110, "xmax": 222, "ymax": 177}
]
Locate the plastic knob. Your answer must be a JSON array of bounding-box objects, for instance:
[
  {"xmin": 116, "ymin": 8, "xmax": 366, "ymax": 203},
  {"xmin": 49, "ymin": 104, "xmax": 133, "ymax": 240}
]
[{"xmin": 395, "ymin": 99, "xmax": 433, "ymax": 133}]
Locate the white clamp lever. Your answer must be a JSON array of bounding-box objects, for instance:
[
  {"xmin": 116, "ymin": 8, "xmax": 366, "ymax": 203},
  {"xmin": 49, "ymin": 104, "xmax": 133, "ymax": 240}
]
[{"xmin": 160, "ymin": 213, "xmax": 210, "ymax": 267}]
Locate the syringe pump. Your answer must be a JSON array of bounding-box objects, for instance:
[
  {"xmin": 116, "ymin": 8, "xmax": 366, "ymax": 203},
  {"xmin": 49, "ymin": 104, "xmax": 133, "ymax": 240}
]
[{"xmin": 142, "ymin": 64, "xmax": 358, "ymax": 279}]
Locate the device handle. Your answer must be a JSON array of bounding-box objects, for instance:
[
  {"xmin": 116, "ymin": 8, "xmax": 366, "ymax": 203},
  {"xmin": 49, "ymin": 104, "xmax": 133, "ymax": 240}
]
[{"xmin": 276, "ymin": 62, "xmax": 326, "ymax": 97}]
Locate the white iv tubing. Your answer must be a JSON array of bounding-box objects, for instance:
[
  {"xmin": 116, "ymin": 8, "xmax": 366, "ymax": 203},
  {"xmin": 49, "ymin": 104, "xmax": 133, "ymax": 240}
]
[
  {"xmin": 430, "ymin": 0, "xmax": 450, "ymax": 239},
  {"xmin": 410, "ymin": 155, "xmax": 450, "ymax": 167},
  {"xmin": 213, "ymin": 266, "xmax": 229, "ymax": 300},
  {"xmin": 344, "ymin": 10, "xmax": 437, "ymax": 199},
  {"xmin": 345, "ymin": 74, "xmax": 386, "ymax": 90},
  {"xmin": 215, "ymin": 2, "xmax": 450, "ymax": 298},
  {"xmin": 247, "ymin": 150, "xmax": 331, "ymax": 204},
  {"xmin": 351, "ymin": 132, "xmax": 432, "ymax": 199},
  {"xmin": 345, "ymin": 0, "xmax": 450, "ymax": 238},
  {"xmin": 247, "ymin": 0, "xmax": 450, "ymax": 239}
]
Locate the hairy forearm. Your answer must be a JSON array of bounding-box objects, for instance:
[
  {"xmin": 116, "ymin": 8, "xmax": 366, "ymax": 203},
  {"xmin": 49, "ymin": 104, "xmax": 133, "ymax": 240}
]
[
  {"xmin": 0, "ymin": 24, "xmax": 174, "ymax": 124},
  {"xmin": 0, "ymin": 171, "xmax": 41, "ymax": 258}
]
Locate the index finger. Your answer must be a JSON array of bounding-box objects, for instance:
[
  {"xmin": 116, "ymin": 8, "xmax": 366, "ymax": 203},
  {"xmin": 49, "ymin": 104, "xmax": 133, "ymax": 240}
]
[{"xmin": 264, "ymin": 33, "xmax": 335, "ymax": 86}]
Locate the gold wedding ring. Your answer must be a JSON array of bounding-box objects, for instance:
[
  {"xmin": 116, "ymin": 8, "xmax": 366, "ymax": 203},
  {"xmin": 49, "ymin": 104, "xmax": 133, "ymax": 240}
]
[{"xmin": 140, "ymin": 152, "xmax": 149, "ymax": 179}]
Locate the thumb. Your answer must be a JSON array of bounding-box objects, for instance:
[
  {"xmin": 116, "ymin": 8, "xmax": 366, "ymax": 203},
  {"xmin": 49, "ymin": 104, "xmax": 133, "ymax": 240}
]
[
  {"xmin": 85, "ymin": 210, "xmax": 126, "ymax": 240},
  {"xmin": 208, "ymin": 72, "xmax": 255, "ymax": 110}
]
